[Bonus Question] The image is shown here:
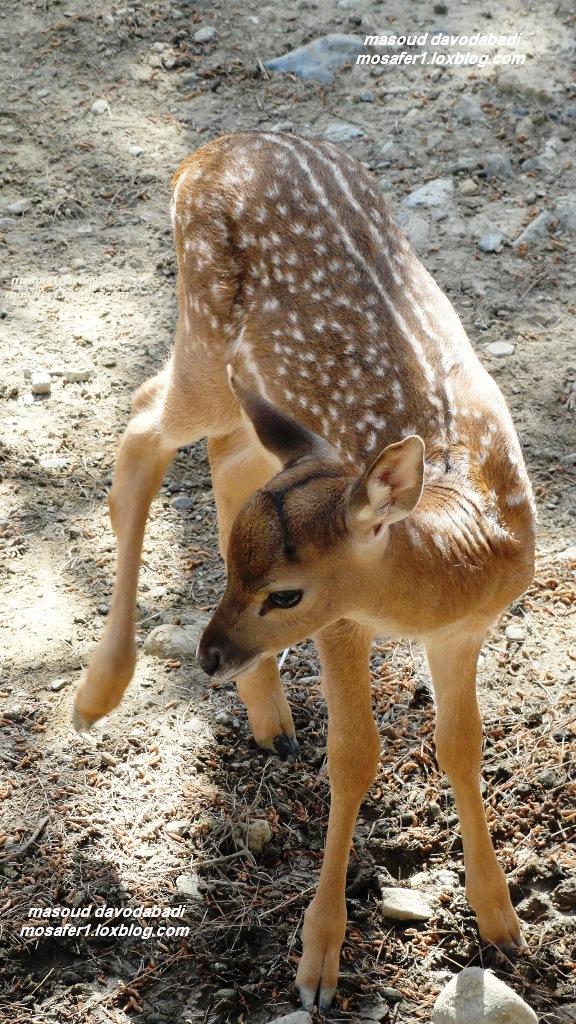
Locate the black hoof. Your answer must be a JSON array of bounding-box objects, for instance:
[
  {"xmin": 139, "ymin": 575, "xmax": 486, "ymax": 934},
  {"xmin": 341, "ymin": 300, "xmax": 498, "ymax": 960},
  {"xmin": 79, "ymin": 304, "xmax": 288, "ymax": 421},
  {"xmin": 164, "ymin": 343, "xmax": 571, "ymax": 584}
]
[{"xmin": 273, "ymin": 734, "xmax": 300, "ymax": 761}]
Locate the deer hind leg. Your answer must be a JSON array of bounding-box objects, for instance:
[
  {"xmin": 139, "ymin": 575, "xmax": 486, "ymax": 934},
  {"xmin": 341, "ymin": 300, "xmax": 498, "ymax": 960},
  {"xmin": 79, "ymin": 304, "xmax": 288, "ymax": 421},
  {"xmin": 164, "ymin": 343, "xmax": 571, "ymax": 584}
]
[
  {"xmin": 296, "ymin": 621, "xmax": 380, "ymax": 1011},
  {"xmin": 74, "ymin": 361, "xmax": 213, "ymax": 730},
  {"xmin": 424, "ymin": 629, "xmax": 523, "ymax": 951},
  {"xmin": 208, "ymin": 430, "xmax": 297, "ymax": 758}
]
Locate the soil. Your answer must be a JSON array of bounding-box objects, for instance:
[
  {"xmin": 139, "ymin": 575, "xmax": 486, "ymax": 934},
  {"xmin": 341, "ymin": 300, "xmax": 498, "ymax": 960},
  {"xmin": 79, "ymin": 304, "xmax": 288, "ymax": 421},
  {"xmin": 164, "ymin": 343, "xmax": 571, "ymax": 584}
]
[{"xmin": 0, "ymin": 1, "xmax": 575, "ymax": 1023}]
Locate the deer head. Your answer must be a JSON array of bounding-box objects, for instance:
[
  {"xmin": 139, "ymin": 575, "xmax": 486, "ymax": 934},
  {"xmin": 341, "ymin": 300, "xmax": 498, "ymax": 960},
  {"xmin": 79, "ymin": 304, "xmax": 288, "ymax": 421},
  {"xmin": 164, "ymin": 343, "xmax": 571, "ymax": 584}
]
[{"xmin": 196, "ymin": 371, "xmax": 425, "ymax": 681}]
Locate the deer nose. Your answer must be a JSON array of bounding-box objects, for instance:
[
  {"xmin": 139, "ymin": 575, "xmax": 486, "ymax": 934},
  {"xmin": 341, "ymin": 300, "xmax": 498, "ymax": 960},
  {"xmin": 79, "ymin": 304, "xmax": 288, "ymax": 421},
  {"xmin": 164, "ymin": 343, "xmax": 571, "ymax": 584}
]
[{"xmin": 198, "ymin": 645, "xmax": 220, "ymax": 677}]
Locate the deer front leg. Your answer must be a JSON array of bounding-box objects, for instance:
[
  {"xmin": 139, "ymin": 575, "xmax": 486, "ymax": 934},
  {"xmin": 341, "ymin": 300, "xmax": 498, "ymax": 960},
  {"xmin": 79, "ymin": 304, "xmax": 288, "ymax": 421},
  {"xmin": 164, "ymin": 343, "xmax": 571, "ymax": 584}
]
[
  {"xmin": 425, "ymin": 630, "xmax": 523, "ymax": 951},
  {"xmin": 296, "ymin": 621, "xmax": 380, "ymax": 1012},
  {"xmin": 74, "ymin": 371, "xmax": 195, "ymax": 728},
  {"xmin": 235, "ymin": 658, "xmax": 298, "ymax": 758}
]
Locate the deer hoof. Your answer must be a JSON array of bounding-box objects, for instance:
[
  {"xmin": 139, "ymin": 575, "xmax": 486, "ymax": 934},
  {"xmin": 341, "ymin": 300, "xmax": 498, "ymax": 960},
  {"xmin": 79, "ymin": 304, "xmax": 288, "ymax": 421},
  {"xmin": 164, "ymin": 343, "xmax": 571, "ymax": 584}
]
[{"xmin": 273, "ymin": 734, "xmax": 300, "ymax": 761}]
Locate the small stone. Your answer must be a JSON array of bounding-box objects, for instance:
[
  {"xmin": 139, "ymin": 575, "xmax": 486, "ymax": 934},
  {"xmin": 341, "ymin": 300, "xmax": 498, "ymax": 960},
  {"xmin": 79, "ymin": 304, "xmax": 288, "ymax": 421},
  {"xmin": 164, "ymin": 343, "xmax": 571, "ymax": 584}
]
[
  {"xmin": 433, "ymin": 2, "xmax": 448, "ymax": 12},
  {"xmin": 144, "ymin": 620, "xmax": 208, "ymax": 661},
  {"xmin": 553, "ymin": 876, "xmax": 576, "ymax": 912},
  {"xmin": 505, "ymin": 622, "xmax": 525, "ymax": 640},
  {"xmin": 40, "ymin": 457, "xmax": 69, "ymax": 470},
  {"xmin": 513, "ymin": 210, "xmax": 553, "ymax": 248},
  {"xmin": 459, "ymin": 178, "xmax": 479, "ymax": 195},
  {"xmin": 397, "ymin": 210, "xmax": 431, "ymax": 249},
  {"xmin": 5, "ymin": 198, "xmax": 32, "ymax": 215},
  {"xmin": 484, "ymin": 152, "xmax": 514, "ymax": 180},
  {"xmin": 128, "ymin": 144, "xmax": 144, "ymax": 156},
  {"xmin": 454, "ymin": 95, "xmax": 485, "ymax": 123},
  {"xmin": 264, "ymin": 34, "xmax": 364, "ymax": 85},
  {"xmin": 382, "ymin": 988, "xmax": 403, "ymax": 1004},
  {"xmin": 97, "ymin": 603, "xmax": 109, "ymax": 615},
  {"xmin": 63, "ymin": 368, "xmax": 94, "ymax": 383},
  {"xmin": 270, "ymin": 120, "xmax": 295, "ymax": 133},
  {"xmin": 50, "ymin": 678, "xmax": 69, "ymax": 692},
  {"xmin": 175, "ymin": 872, "xmax": 202, "ymax": 898},
  {"xmin": 214, "ymin": 710, "xmax": 231, "ymax": 725},
  {"xmin": 246, "ymin": 819, "xmax": 272, "ymax": 854},
  {"xmin": 432, "ymin": 967, "xmax": 537, "ymax": 1024},
  {"xmin": 31, "ymin": 372, "xmax": 51, "ymax": 395},
  {"xmin": 536, "ymin": 769, "xmax": 557, "ymax": 790},
  {"xmin": 403, "ymin": 178, "xmax": 454, "ymax": 210},
  {"xmin": 322, "ymin": 121, "xmax": 364, "ymax": 143},
  {"xmin": 358, "ymin": 90, "xmax": 374, "ymax": 103},
  {"xmin": 170, "ymin": 495, "xmax": 194, "ymax": 511},
  {"xmin": 380, "ymin": 886, "xmax": 433, "ymax": 921},
  {"xmin": 267, "ymin": 1014, "xmax": 311, "ymax": 1024},
  {"xmin": 487, "ymin": 341, "xmax": 515, "ymax": 358},
  {"xmin": 193, "ymin": 25, "xmax": 216, "ymax": 43},
  {"xmin": 90, "ymin": 98, "xmax": 109, "ymax": 115},
  {"xmin": 165, "ymin": 818, "xmax": 189, "ymax": 837},
  {"xmin": 478, "ymin": 232, "xmax": 505, "ymax": 253}
]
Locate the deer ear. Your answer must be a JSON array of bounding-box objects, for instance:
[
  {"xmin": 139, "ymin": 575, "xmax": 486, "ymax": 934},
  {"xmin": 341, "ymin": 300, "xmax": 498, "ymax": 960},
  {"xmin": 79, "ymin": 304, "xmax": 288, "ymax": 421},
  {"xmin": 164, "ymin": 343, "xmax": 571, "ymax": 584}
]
[
  {"xmin": 347, "ymin": 435, "xmax": 425, "ymax": 536},
  {"xmin": 227, "ymin": 365, "xmax": 338, "ymax": 466}
]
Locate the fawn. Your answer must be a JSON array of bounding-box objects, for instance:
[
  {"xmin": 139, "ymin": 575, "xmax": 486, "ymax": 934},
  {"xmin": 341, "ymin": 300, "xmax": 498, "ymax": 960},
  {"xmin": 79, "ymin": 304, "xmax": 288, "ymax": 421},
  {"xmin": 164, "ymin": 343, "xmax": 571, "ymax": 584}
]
[{"xmin": 75, "ymin": 131, "xmax": 536, "ymax": 1011}]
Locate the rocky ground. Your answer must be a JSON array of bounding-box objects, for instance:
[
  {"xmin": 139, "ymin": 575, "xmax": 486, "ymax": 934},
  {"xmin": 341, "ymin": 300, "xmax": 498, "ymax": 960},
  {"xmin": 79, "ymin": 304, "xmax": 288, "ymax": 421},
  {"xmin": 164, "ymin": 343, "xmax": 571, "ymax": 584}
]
[{"xmin": 0, "ymin": 0, "xmax": 575, "ymax": 1022}]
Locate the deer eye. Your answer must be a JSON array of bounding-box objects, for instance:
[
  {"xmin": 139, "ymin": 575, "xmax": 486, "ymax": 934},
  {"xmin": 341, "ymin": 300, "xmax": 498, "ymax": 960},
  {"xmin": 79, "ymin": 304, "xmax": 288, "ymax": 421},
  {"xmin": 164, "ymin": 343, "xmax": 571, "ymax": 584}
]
[{"xmin": 267, "ymin": 589, "xmax": 303, "ymax": 610}]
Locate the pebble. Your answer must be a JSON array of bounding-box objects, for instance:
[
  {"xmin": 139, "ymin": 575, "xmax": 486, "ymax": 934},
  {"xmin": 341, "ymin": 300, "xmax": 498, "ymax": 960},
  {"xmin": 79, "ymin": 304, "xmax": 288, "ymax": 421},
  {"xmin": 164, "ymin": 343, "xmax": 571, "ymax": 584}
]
[
  {"xmin": 40, "ymin": 457, "xmax": 69, "ymax": 470},
  {"xmin": 322, "ymin": 121, "xmax": 364, "ymax": 143},
  {"xmin": 478, "ymin": 232, "xmax": 505, "ymax": 253},
  {"xmin": 264, "ymin": 34, "xmax": 364, "ymax": 84},
  {"xmin": 64, "ymin": 368, "xmax": 94, "ymax": 383},
  {"xmin": 505, "ymin": 622, "xmax": 526, "ymax": 641},
  {"xmin": 246, "ymin": 819, "xmax": 272, "ymax": 854},
  {"xmin": 380, "ymin": 886, "xmax": 433, "ymax": 921},
  {"xmin": 171, "ymin": 495, "xmax": 194, "ymax": 511},
  {"xmin": 487, "ymin": 341, "xmax": 515, "ymax": 358},
  {"xmin": 555, "ymin": 194, "xmax": 576, "ymax": 235},
  {"xmin": 484, "ymin": 152, "xmax": 514, "ymax": 180},
  {"xmin": 267, "ymin": 1014, "xmax": 311, "ymax": 1024},
  {"xmin": 453, "ymin": 95, "xmax": 485, "ymax": 123},
  {"xmin": 270, "ymin": 120, "xmax": 295, "ymax": 133},
  {"xmin": 459, "ymin": 178, "xmax": 479, "ymax": 195},
  {"xmin": 193, "ymin": 25, "xmax": 216, "ymax": 43},
  {"xmin": 397, "ymin": 210, "xmax": 431, "ymax": 249},
  {"xmin": 31, "ymin": 372, "xmax": 52, "ymax": 395},
  {"xmin": 175, "ymin": 872, "xmax": 202, "ymax": 898},
  {"xmin": 513, "ymin": 210, "xmax": 554, "ymax": 248},
  {"xmin": 5, "ymin": 198, "xmax": 32, "ymax": 215},
  {"xmin": 50, "ymin": 678, "xmax": 69, "ymax": 692},
  {"xmin": 144, "ymin": 621, "xmax": 209, "ymax": 661},
  {"xmin": 165, "ymin": 818, "xmax": 189, "ymax": 837},
  {"xmin": 403, "ymin": 178, "xmax": 454, "ymax": 210},
  {"xmin": 90, "ymin": 99, "xmax": 109, "ymax": 115},
  {"xmin": 128, "ymin": 144, "xmax": 144, "ymax": 156},
  {"xmin": 432, "ymin": 967, "xmax": 537, "ymax": 1023}
]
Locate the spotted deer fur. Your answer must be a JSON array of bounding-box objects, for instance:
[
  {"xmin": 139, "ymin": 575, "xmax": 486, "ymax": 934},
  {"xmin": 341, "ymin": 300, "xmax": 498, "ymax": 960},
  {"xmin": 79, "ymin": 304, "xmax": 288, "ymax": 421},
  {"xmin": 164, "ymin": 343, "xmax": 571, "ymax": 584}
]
[{"xmin": 76, "ymin": 132, "xmax": 536, "ymax": 1011}]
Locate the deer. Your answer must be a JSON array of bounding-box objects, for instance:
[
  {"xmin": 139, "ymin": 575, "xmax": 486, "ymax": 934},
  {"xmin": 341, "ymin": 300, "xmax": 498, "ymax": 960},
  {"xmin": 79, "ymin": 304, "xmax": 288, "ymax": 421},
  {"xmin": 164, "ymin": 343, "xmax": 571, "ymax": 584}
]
[{"xmin": 74, "ymin": 130, "xmax": 536, "ymax": 1012}]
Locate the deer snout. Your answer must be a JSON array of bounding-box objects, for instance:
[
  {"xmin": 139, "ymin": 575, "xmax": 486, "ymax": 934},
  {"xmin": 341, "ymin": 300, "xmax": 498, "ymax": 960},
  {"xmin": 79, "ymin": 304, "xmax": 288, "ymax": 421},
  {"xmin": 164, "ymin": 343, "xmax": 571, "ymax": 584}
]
[{"xmin": 197, "ymin": 644, "xmax": 221, "ymax": 676}]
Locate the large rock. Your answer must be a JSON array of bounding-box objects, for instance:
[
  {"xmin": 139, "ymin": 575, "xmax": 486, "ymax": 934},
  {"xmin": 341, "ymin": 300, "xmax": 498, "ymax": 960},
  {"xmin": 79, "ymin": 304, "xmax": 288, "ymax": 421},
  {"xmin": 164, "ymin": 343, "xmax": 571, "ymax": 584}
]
[
  {"xmin": 144, "ymin": 620, "xmax": 209, "ymax": 661},
  {"xmin": 264, "ymin": 34, "xmax": 364, "ymax": 84},
  {"xmin": 432, "ymin": 968, "xmax": 538, "ymax": 1024}
]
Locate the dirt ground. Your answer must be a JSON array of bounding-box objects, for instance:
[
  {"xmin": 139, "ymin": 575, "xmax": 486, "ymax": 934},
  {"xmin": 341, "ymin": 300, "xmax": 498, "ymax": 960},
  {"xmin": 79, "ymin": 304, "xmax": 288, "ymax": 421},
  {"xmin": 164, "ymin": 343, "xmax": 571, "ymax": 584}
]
[{"xmin": 1, "ymin": 0, "xmax": 575, "ymax": 1022}]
